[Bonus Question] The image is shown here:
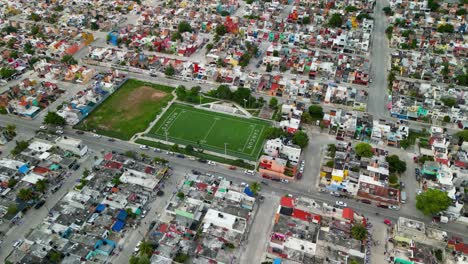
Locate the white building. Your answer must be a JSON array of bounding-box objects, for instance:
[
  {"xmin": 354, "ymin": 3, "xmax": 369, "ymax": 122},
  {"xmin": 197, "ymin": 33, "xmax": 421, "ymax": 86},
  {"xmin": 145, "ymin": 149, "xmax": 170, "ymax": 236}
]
[
  {"xmin": 55, "ymin": 136, "xmax": 88, "ymax": 157},
  {"xmin": 264, "ymin": 138, "xmax": 302, "ymax": 163},
  {"xmin": 202, "ymin": 208, "xmax": 247, "ymax": 234},
  {"xmin": 119, "ymin": 169, "xmax": 159, "ymax": 190}
]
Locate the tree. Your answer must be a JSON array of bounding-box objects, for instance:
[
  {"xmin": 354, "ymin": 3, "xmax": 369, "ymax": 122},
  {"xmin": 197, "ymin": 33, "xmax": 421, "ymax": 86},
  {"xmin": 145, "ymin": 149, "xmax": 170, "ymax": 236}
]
[
  {"xmin": 176, "ymin": 85, "xmax": 187, "ymax": 100},
  {"xmin": 345, "ymin": 6, "xmax": 358, "ymax": 12},
  {"xmin": 308, "ymin": 105, "xmax": 323, "ymax": 118},
  {"xmin": 443, "ymin": 116, "xmax": 450, "ymax": 123},
  {"xmin": 177, "ymin": 192, "xmax": 185, "ymax": 199},
  {"xmin": 385, "ymin": 26, "xmax": 394, "ymax": 40},
  {"xmin": 388, "ymin": 174, "xmax": 398, "ymax": 185},
  {"xmin": 456, "ymin": 131, "xmax": 468, "ymax": 143},
  {"xmin": 0, "ymin": 67, "xmax": 16, "ymax": 79},
  {"xmin": 264, "ymin": 127, "xmax": 286, "ymax": 139},
  {"xmin": 11, "ymin": 140, "xmax": 29, "ymax": 156},
  {"xmin": 185, "ymin": 145, "xmax": 194, "ymax": 153},
  {"xmin": 44, "ymin": 111, "xmax": 66, "ymax": 126},
  {"xmin": 174, "ymin": 253, "xmax": 189, "ymax": 263},
  {"xmin": 238, "ymin": 53, "xmax": 251, "ymax": 67},
  {"xmin": 302, "ymin": 16, "xmax": 310, "ymax": 24},
  {"xmin": 90, "ymin": 22, "xmax": 99, "ymax": 30},
  {"xmin": 178, "ymin": 21, "xmax": 192, "ymax": 33},
  {"xmin": 35, "ymin": 179, "xmax": 47, "ymax": 193},
  {"xmin": 215, "ymin": 24, "xmax": 227, "ymax": 36},
  {"xmin": 416, "ymin": 189, "xmax": 452, "ymax": 216},
  {"xmin": 164, "ymin": 65, "xmax": 175, "ymax": 76},
  {"xmin": 6, "ymin": 124, "xmax": 16, "ymax": 137},
  {"xmin": 214, "ymin": 85, "xmax": 232, "ymax": 99},
  {"xmin": 8, "ymin": 179, "xmax": 18, "ymax": 188},
  {"xmin": 456, "ymin": 74, "xmax": 468, "ymax": 86},
  {"xmin": 130, "ymin": 255, "xmax": 151, "ymax": 264},
  {"xmin": 437, "ymin": 24, "xmax": 454, "ymax": 33},
  {"xmin": 171, "ymin": 144, "xmax": 179, "ymax": 152},
  {"xmin": 205, "ymin": 43, "xmax": 213, "ymax": 54},
  {"xmin": 386, "ymin": 155, "xmax": 407, "ymax": 174},
  {"xmin": 440, "ymin": 97, "xmax": 456, "ymax": 107},
  {"xmin": 399, "ymin": 139, "xmax": 410, "ymax": 149},
  {"xmin": 382, "ymin": 6, "xmax": 394, "ymax": 16},
  {"xmin": 328, "ymin": 14, "xmax": 343, "ymax": 27},
  {"xmin": 7, "ymin": 204, "xmax": 18, "ymax": 215},
  {"xmin": 30, "ymin": 13, "xmax": 41, "ymax": 22},
  {"xmin": 292, "ymin": 131, "xmax": 309, "ymax": 148},
  {"xmin": 250, "ymin": 181, "xmax": 261, "ymax": 195},
  {"xmin": 17, "ymin": 188, "xmax": 34, "ymax": 201},
  {"xmin": 269, "ymin": 97, "xmax": 278, "ymax": 109},
  {"xmin": 354, "ymin": 143, "xmax": 373, "ymax": 157},
  {"xmin": 138, "ymin": 240, "xmax": 153, "ymax": 257},
  {"xmin": 61, "ymin": 55, "xmax": 77, "ymax": 65},
  {"xmin": 351, "ymin": 224, "xmax": 368, "ymax": 241}
]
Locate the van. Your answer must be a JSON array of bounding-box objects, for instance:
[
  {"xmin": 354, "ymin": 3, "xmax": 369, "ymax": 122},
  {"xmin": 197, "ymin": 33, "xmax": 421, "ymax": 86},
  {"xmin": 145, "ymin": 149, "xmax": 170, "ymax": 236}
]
[{"xmin": 400, "ymin": 191, "xmax": 407, "ymax": 203}]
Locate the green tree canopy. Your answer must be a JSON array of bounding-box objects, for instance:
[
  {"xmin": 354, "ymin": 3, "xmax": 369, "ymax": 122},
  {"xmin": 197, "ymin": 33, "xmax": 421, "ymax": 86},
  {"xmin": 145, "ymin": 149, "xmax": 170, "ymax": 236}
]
[
  {"xmin": 61, "ymin": 55, "xmax": 77, "ymax": 65},
  {"xmin": 17, "ymin": 188, "xmax": 34, "ymax": 201},
  {"xmin": 35, "ymin": 179, "xmax": 48, "ymax": 193},
  {"xmin": 416, "ymin": 189, "xmax": 452, "ymax": 215},
  {"xmin": 269, "ymin": 97, "xmax": 278, "ymax": 109},
  {"xmin": 351, "ymin": 224, "xmax": 368, "ymax": 241},
  {"xmin": 354, "ymin": 143, "xmax": 373, "ymax": 157},
  {"xmin": 138, "ymin": 240, "xmax": 154, "ymax": 257},
  {"xmin": 178, "ymin": 21, "xmax": 192, "ymax": 33},
  {"xmin": 0, "ymin": 67, "xmax": 16, "ymax": 79},
  {"xmin": 386, "ymin": 155, "xmax": 407, "ymax": 174},
  {"xmin": 440, "ymin": 97, "xmax": 457, "ymax": 107},
  {"xmin": 44, "ymin": 111, "xmax": 66, "ymax": 126},
  {"xmin": 250, "ymin": 181, "xmax": 261, "ymax": 195},
  {"xmin": 264, "ymin": 127, "xmax": 286, "ymax": 139},
  {"xmin": 308, "ymin": 105, "xmax": 323, "ymax": 118},
  {"xmin": 215, "ymin": 24, "xmax": 227, "ymax": 36},
  {"xmin": 292, "ymin": 131, "xmax": 309, "ymax": 148},
  {"xmin": 164, "ymin": 65, "xmax": 175, "ymax": 76},
  {"xmin": 328, "ymin": 14, "xmax": 343, "ymax": 27},
  {"xmin": 456, "ymin": 130, "xmax": 468, "ymax": 142},
  {"xmin": 176, "ymin": 85, "xmax": 187, "ymax": 100}
]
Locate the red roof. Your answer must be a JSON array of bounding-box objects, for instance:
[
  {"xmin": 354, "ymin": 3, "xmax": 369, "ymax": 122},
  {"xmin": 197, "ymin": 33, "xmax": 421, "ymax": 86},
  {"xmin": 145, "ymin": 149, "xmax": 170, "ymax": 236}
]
[
  {"xmin": 33, "ymin": 166, "xmax": 50, "ymax": 174},
  {"xmin": 271, "ymin": 83, "xmax": 279, "ymax": 91},
  {"xmin": 196, "ymin": 182, "xmax": 208, "ymax": 191},
  {"xmin": 280, "ymin": 197, "xmax": 294, "ymax": 208},
  {"xmin": 342, "ymin": 208, "xmax": 354, "ymax": 221},
  {"xmin": 104, "ymin": 161, "xmax": 123, "ymax": 170},
  {"xmin": 292, "ymin": 208, "xmax": 312, "ymax": 222},
  {"xmin": 159, "ymin": 223, "xmax": 168, "ymax": 233},
  {"xmin": 104, "ymin": 153, "xmax": 113, "ymax": 160}
]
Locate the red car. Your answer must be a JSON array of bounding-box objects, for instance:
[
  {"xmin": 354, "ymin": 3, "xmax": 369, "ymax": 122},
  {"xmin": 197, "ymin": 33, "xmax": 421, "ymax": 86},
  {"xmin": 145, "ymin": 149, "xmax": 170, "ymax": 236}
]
[
  {"xmin": 384, "ymin": 219, "xmax": 392, "ymax": 226},
  {"xmin": 228, "ymin": 166, "xmax": 236, "ymax": 170}
]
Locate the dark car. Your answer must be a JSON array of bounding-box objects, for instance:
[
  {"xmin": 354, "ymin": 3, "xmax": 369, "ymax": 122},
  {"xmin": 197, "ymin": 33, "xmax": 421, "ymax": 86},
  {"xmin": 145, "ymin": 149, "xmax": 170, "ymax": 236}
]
[
  {"xmin": 377, "ymin": 204, "xmax": 389, "ymax": 209},
  {"xmin": 261, "ymin": 180, "xmax": 269, "ymax": 185},
  {"xmin": 76, "ymin": 131, "xmax": 84, "ymax": 135},
  {"xmin": 108, "ymin": 138, "xmax": 115, "ymax": 142},
  {"xmin": 360, "ymin": 199, "xmax": 371, "ymax": 204},
  {"xmin": 156, "ymin": 190, "xmax": 164, "ymax": 196},
  {"xmin": 72, "ymin": 164, "xmax": 80, "ymax": 170},
  {"xmin": 415, "ymin": 168, "xmax": 421, "ymax": 181},
  {"xmin": 176, "ymin": 154, "xmax": 185, "ymax": 159},
  {"xmin": 191, "ymin": 170, "xmax": 201, "ymax": 175},
  {"xmin": 198, "ymin": 159, "xmax": 207, "ymax": 163},
  {"xmin": 34, "ymin": 200, "xmax": 46, "ymax": 209}
]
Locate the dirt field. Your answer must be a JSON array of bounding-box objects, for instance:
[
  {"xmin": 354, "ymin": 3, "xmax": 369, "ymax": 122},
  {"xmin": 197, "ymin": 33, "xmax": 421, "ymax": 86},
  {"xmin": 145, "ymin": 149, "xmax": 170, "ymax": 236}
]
[{"xmin": 77, "ymin": 79, "xmax": 174, "ymax": 140}]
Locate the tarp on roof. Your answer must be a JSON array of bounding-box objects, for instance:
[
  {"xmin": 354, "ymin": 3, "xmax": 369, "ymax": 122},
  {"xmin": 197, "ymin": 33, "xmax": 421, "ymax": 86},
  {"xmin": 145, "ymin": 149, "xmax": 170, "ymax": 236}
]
[
  {"xmin": 116, "ymin": 209, "xmax": 127, "ymax": 221},
  {"xmin": 49, "ymin": 164, "xmax": 60, "ymax": 171},
  {"xmin": 95, "ymin": 204, "xmax": 106, "ymax": 213},
  {"xmin": 18, "ymin": 164, "xmax": 29, "ymax": 174},
  {"xmin": 273, "ymin": 258, "xmax": 282, "ymax": 264},
  {"xmin": 394, "ymin": 258, "xmax": 414, "ymax": 264},
  {"xmin": 342, "ymin": 208, "xmax": 354, "ymax": 221},
  {"xmin": 280, "ymin": 196, "xmax": 294, "ymax": 208},
  {"xmin": 112, "ymin": 220, "xmax": 125, "ymax": 232},
  {"xmin": 244, "ymin": 187, "xmax": 254, "ymax": 197}
]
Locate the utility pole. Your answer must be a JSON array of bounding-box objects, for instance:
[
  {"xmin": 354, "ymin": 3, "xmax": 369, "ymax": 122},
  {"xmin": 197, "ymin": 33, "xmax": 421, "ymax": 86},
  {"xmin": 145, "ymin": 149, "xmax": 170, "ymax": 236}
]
[
  {"xmin": 164, "ymin": 129, "xmax": 168, "ymax": 143},
  {"xmin": 224, "ymin": 143, "xmax": 228, "ymax": 159}
]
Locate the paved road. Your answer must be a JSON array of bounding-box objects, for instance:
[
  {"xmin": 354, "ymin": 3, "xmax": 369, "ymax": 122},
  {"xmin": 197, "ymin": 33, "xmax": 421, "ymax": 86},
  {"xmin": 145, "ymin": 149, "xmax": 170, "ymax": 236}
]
[
  {"xmin": 366, "ymin": 0, "xmax": 391, "ymax": 119},
  {"xmin": 1, "ymin": 115, "xmax": 468, "ymax": 243}
]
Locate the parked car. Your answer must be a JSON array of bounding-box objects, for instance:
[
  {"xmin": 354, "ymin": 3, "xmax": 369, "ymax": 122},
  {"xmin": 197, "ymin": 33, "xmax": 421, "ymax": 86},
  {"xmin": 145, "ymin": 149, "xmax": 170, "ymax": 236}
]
[
  {"xmin": 108, "ymin": 138, "xmax": 115, "ymax": 142},
  {"xmin": 76, "ymin": 130, "xmax": 84, "ymax": 135},
  {"xmin": 261, "ymin": 180, "xmax": 269, "ymax": 185},
  {"xmin": 39, "ymin": 125, "xmax": 47, "ymax": 130},
  {"xmin": 244, "ymin": 170, "xmax": 255, "ymax": 176},
  {"xmin": 330, "ymin": 191, "xmax": 341, "ymax": 197},
  {"xmin": 191, "ymin": 170, "xmax": 201, "ymax": 175},
  {"xmin": 207, "ymin": 161, "xmax": 216, "ymax": 166},
  {"xmin": 72, "ymin": 164, "xmax": 80, "ymax": 170},
  {"xmin": 384, "ymin": 219, "xmax": 392, "ymax": 226},
  {"xmin": 198, "ymin": 159, "xmax": 207, "ymax": 163},
  {"xmin": 56, "ymin": 130, "xmax": 64, "ymax": 135},
  {"xmin": 280, "ymin": 179, "xmax": 289, "ymax": 183},
  {"xmin": 93, "ymin": 134, "xmax": 101, "ymax": 138},
  {"xmin": 34, "ymin": 200, "xmax": 46, "ymax": 209},
  {"xmin": 360, "ymin": 199, "xmax": 371, "ymax": 204},
  {"xmin": 139, "ymin": 145, "xmax": 149, "ymax": 150},
  {"xmin": 154, "ymin": 148, "xmax": 162, "ymax": 153},
  {"xmin": 388, "ymin": 205, "xmax": 399, "ymax": 210},
  {"xmin": 377, "ymin": 204, "xmax": 389, "ymax": 209},
  {"xmin": 228, "ymin": 166, "xmax": 236, "ymax": 170},
  {"xmin": 13, "ymin": 240, "xmax": 23, "ymax": 248},
  {"xmin": 262, "ymin": 174, "xmax": 272, "ymax": 179},
  {"xmin": 176, "ymin": 154, "xmax": 185, "ymax": 158},
  {"xmin": 335, "ymin": 201, "xmax": 347, "ymax": 208}
]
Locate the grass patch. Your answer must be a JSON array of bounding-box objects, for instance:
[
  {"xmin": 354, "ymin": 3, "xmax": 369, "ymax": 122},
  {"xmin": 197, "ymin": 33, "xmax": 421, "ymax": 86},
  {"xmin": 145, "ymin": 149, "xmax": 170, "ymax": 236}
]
[
  {"xmin": 76, "ymin": 79, "xmax": 174, "ymax": 140},
  {"xmin": 407, "ymin": 129, "xmax": 430, "ymax": 145},
  {"xmin": 135, "ymin": 139, "xmax": 254, "ymax": 169},
  {"xmin": 147, "ymin": 103, "xmax": 271, "ymax": 160}
]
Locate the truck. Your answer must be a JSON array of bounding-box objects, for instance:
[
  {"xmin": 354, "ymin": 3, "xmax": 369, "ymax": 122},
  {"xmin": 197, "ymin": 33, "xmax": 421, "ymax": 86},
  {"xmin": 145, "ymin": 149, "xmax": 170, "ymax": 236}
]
[{"xmin": 400, "ymin": 191, "xmax": 407, "ymax": 204}]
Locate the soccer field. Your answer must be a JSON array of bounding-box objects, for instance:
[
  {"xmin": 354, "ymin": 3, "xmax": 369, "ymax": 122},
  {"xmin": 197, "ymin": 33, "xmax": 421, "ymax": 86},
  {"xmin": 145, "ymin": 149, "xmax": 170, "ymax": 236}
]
[{"xmin": 148, "ymin": 104, "xmax": 271, "ymax": 160}]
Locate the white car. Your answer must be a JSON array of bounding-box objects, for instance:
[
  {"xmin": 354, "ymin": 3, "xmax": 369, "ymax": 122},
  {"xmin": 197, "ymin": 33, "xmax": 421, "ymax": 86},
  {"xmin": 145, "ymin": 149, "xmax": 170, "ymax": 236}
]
[
  {"xmin": 134, "ymin": 241, "xmax": 142, "ymax": 253},
  {"xmin": 56, "ymin": 130, "xmax": 64, "ymax": 134},
  {"xmin": 93, "ymin": 134, "xmax": 101, "ymax": 138},
  {"xmin": 39, "ymin": 125, "xmax": 47, "ymax": 130},
  {"xmin": 280, "ymin": 179, "xmax": 289, "ymax": 183},
  {"xmin": 207, "ymin": 161, "xmax": 216, "ymax": 166},
  {"xmin": 244, "ymin": 170, "xmax": 255, "ymax": 176},
  {"xmin": 388, "ymin": 205, "xmax": 399, "ymax": 210},
  {"xmin": 335, "ymin": 201, "xmax": 347, "ymax": 208},
  {"xmin": 139, "ymin": 145, "xmax": 149, "ymax": 150},
  {"xmin": 241, "ymin": 182, "xmax": 249, "ymax": 187},
  {"xmin": 13, "ymin": 239, "xmax": 23, "ymax": 248}
]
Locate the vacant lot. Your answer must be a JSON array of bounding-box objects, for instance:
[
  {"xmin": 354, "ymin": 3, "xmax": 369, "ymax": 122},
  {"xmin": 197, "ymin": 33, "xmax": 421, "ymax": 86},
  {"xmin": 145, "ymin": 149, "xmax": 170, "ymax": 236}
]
[
  {"xmin": 148, "ymin": 103, "xmax": 271, "ymax": 160},
  {"xmin": 77, "ymin": 79, "xmax": 173, "ymax": 140}
]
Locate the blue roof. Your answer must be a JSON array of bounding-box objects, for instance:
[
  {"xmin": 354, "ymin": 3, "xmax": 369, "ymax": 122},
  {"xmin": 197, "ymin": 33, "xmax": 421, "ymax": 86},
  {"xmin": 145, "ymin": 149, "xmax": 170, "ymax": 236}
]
[
  {"xmin": 116, "ymin": 209, "xmax": 127, "ymax": 221},
  {"xmin": 112, "ymin": 220, "xmax": 125, "ymax": 232},
  {"xmin": 243, "ymin": 187, "xmax": 254, "ymax": 197},
  {"xmin": 95, "ymin": 204, "xmax": 106, "ymax": 213},
  {"xmin": 273, "ymin": 258, "xmax": 282, "ymax": 264},
  {"xmin": 18, "ymin": 164, "xmax": 29, "ymax": 174}
]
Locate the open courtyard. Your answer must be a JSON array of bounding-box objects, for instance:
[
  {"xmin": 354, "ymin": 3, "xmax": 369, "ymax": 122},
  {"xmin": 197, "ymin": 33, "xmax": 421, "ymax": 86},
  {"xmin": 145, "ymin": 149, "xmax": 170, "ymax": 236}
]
[
  {"xmin": 148, "ymin": 103, "xmax": 271, "ymax": 160},
  {"xmin": 76, "ymin": 79, "xmax": 174, "ymax": 140}
]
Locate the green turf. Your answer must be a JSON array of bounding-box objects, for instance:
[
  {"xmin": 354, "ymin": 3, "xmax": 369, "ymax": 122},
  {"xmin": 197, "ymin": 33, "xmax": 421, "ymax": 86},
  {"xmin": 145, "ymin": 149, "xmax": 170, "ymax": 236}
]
[
  {"xmin": 76, "ymin": 79, "xmax": 174, "ymax": 140},
  {"xmin": 147, "ymin": 103, "xmax": 271, "ymax": 160}
]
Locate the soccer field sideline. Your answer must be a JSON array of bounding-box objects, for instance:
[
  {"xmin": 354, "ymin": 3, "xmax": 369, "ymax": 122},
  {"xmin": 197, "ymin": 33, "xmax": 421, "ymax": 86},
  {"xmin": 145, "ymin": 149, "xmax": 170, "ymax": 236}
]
[{"xmin": 147, "ymin": 104, "xmax": 271, "ymax": 160}]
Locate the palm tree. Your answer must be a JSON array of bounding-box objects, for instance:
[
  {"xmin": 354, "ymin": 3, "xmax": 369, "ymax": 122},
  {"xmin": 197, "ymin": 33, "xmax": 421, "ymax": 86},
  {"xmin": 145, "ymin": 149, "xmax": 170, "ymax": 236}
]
[
  {"xmin": 351, "ymin": 224, "xmax": 368, "ymax": 241},
  {"xmin": 35, "ymin": 179, "xmax": 47, "ymax": 193},
  {"xmin": 250, "ymin": 181, "xmax": 261, "ymax": 195},
  {"xmin": 138, "ymin": 240, "xmax": 153, "ymax": 257},
  {"xmin": 17, "ymin": 188, "xmax": 34, "ymax": 201},
  {"xmin": 6, "ymin": 124, "xmax": 16, "ymax": 137}
]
